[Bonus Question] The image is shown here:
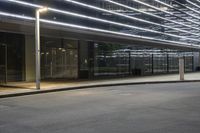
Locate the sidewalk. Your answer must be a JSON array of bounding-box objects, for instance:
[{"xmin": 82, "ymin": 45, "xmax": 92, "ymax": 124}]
[{"xmin": 0, "ymin": 72, "xmax": 200, "ymax": 98}]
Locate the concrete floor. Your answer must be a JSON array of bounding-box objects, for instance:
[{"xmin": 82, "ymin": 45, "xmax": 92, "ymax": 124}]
[{"xmin": 0, "ymin": 82, "xmax": 200, "ymax": 133}]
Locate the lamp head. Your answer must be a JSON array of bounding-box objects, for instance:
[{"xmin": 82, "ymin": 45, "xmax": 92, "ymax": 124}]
[{"xmin": 38, "ymin": 7, "xmax": 48, "ymax": 13}]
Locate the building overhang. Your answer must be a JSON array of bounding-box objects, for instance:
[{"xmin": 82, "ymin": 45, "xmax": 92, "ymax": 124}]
[{"xmin": 0, "ymin": 16, "xmax": 200, "ymax": 51}]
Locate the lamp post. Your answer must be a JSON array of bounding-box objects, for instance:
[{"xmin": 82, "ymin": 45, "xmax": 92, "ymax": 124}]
[{"xmin": 35, "ymin": 7, "xmax": 48, "ymax": 90}]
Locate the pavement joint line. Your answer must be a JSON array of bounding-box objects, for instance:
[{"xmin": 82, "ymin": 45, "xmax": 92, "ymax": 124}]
[{"xmin": 0, "ymin": 80, "xmax": 200, "ymax": 99}]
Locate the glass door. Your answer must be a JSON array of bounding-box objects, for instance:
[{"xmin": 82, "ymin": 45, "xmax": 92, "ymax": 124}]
[
  {"xmin": 0, "ymin": 43, "xmax": 7, "ymax": 84},
  {"xmin": 41, "ymin": 37, "xmax": 78, "ymax": 79},
  {"xmin": 41, "ymin": 47, "xmax": 78, "ymax": 79}
]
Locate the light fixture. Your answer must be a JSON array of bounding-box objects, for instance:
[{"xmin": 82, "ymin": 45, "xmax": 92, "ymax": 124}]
[
  {"xmin": 37, "ymin": 7, "xmax": 48, "ymax": 13},
  {"xmin": 5, "ymin": 0, "xmax": 200, "ymax": 36}
]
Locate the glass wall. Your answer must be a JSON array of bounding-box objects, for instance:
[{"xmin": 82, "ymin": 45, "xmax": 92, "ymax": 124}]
[
  {"xmin": 41, "ymin": 37, "xmax": 78, "ymax": 79},
  {"xmin": 185, "ymin": 55, "xmax": 194, "ymax": 72},
  {"xmin": 153, "ymin": 54, "xmax": 168, "ymax": 74},
  {"xmin": 0, "ymin": 43, "xmax": 6, "ymax": 83},
  {"xmin": 91, "ymin": 42, "xmax": 195, "ymax": 77},
  {"xmin": 168, "ymin": 54, "xmax": 179, "ymax": 73},
  {"xmin": 0, "ymin": 32, "xmax": 25, "ymax": 82},
  {"xmin": 94, "ymin": 43, "xmax": 130, "ymax": 76},
  {"xmin": 1, "ymin": 0, "xmax": 200, "ymax": 49}
]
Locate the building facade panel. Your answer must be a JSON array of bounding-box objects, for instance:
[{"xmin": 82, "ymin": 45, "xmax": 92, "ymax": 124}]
[{"xmin": 0, "ymin": 0, "xmax": 200, "ymax": 83}]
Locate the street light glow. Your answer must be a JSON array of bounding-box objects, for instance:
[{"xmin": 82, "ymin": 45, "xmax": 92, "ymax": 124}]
[{"xmin": 38, "ymin": 7, "xmax": 48, "ymax": 13}]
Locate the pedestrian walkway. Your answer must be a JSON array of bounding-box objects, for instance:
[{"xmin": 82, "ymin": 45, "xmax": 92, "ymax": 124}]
[{"xmin": 0, "ymin": 72, "xmax": 200, "ymax": 98}]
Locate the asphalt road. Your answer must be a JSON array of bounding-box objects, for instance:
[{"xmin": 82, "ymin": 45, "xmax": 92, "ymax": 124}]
[{"xmin": 0, "ymin": 82, "xmax": 200, "ymax": 133}]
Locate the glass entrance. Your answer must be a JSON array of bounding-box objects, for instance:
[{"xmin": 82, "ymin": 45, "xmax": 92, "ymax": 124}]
[
  {"xmin": 0, "ymin": 43, "xmax": 7, "ymax": 84},
  {"xmin": 41, "ymin": 37, "xmax": 78, "ymax": 79}
]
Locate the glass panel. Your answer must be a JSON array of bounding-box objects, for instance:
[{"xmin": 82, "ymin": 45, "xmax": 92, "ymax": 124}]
[
  {"xmin": 185, "ymin": 56, "xmax": 193, "ymax": 72},
  {"xmin": 0, "ymin": 43, "xmax": 6, "ymax": 83},
  {"xmin": 94, "ymin": 43, "xmax": 129, "ymax": 76},
  {"xmin": 41, "ymin": 37, "xmax": 78, "ymax": 79},
  {"xmin": 168, "ymin": 54, "xmax": 179, "ymax": 73},
  {"xmin": 143, "ymin": 54, "xmax": 153, "ymax": 75},
  {"xmin": 153, "ymin": 54, "xmax": 168, "ymax": 74},
  {"xmin": 0, "ymin": 32, "xmax": 24, "ymax": 82}
]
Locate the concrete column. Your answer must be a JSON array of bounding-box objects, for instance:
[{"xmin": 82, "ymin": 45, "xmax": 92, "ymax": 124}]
[
  {"xmin": 78, "ymin": 40, "xmax": 89, "ymax": 79},
  {"xmin": 179, "ymin": 57, "xmax": 184, "ymax": 81},
  {"xmin": 193, "ymin": 52, "xmax": 199, "ymax": 71},
  {"xmin": 25, "ymin": 35, "xmax": 36, "ymax": 81}
]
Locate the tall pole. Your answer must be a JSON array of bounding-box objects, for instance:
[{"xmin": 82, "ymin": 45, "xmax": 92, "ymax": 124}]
[{"xmin": 35, "ymin": 10, "xmax": 41, "ymax": 90}]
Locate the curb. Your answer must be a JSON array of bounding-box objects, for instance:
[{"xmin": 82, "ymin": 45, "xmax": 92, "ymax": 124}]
[{"xmin": 0, "ymin": 80, "xmax": 200, "ymax": 99}]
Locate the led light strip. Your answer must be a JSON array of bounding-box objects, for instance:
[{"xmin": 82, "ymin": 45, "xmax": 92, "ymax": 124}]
[
  {"xmin": 41, "ymin": 19, "xmax": 199, "ymax": 47},
  {"xmin": 195, "ymin": 0, "xmax": 200, "ymax": 4},
  {"xmin": 5, "ymin": 0, "xmax": 200, "ymax": 41},
  {"xmin": 5, "ymin": 0, "xmax": 200, "ymax": 38},
  {"xmin": 129, "ymin": 0, "xmax": 200, "ymax": 28},
  {"xmin": 6, "ymin": 0, "xmax": 41, "ymax": 8},
  {"xmin": 51, "ymin": 0, "xmax": 200, "ymax": 35},
  {"xmin": 49, "ymin": 8, "xmax": 200, "ymax": 42},
  {"xmin": 175, "ymin": 0, "xmax": 200, "ymax": 15},
  {"xmin": 186, "ymin": 0, "xmax": 200, "ymax": 12},
  {"xmin": 0, "ymin": 11, "xmax": 199, "ymax": 49},
  {"xmin": 154, "ymin": 0, "xmax": 200, "ymax": 21},
  {"xmin": 104, "ymin": 0, "xmax": 200, "ymax": 37},
  {"xmin": 64, "ymin": 0, "xmax": 200, "ymax": 33}
]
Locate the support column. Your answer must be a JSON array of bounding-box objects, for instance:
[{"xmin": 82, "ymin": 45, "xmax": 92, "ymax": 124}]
[
  {"xmin": 191, "ymin": 52, "xmax": 200, "ymax": 71},
  {"xmin": 179, "ymin": 57, "xmax": 184, "ymax": 81},
  {"xmin": 25, "ymin": 35, "xmax": 35, "ymax": 81}
]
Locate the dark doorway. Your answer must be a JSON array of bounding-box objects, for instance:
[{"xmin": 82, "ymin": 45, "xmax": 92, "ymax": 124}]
[
  {"xmin": 0, "ymin": 32, "xmax": 25, "ymax": 82},
  {"xmin": 0, "ymin": 43, "xmax": 7, "ymax": 84}
]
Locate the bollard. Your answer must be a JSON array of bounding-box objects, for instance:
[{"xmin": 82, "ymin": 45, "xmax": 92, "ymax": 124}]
[{"xmin": 179, "ymin": 57, "xmax": 184, "ymax": 81}]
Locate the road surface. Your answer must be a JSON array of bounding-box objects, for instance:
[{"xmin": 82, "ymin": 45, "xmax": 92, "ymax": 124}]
[{"xmin": 0, "ymin": 82, "xmax": 200, "ymax": 133}]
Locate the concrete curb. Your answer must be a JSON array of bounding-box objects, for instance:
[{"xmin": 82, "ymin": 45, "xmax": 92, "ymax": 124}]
[{"xmin": 0, "ymin": 80, "xmax": 200, "ymax": 99}]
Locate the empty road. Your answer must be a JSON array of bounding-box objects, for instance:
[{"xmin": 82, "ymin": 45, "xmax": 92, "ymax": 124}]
[{"xmin": 1, "ymin": 82, "xmax": 200, "ymax": 133}]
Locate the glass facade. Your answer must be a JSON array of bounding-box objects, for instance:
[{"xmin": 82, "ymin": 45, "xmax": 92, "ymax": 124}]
[
  {"xmin": 0, "ymin": 32, "xmax": 197, "ymax": 83},
  {"xmin": 94, "ymin": 43, "xmax": 130, "ymax": 76},
  {"xmin": 0, "ymin": 0, "xmax": 200, "ymax": 49},
  {"xmin": 0, "ymin": 43, "xmax": 6, "ymax": 83},
  {"xmin": 93, "ymin": 42, "xmax": 195, "ymax": 77},
  {"xmin": 0, "ymin": 32, "xmax": 25, "ymax": 82},
  {"xmin": 0, "ymin": 0, "xmax": 199, "ymax": 83},
  {"xmin": 41, "ymin": 37, "xmax": 78, "ymax": 79}
]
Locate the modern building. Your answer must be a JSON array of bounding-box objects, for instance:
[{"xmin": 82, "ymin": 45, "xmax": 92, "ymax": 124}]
[{"xmin": 0, "ymin": 0, "xmax": 200, "ymax": 84}]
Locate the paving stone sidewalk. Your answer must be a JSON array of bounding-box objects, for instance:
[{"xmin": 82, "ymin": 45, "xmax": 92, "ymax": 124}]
[{"xmin": 0, "ymin": 72, "xmax": 200, "ymax": 98}]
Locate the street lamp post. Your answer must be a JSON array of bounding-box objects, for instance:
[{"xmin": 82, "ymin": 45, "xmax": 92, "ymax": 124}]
[{"xmin": 35, "ymin": 7, "xmax": 48, "ymax": 90}]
